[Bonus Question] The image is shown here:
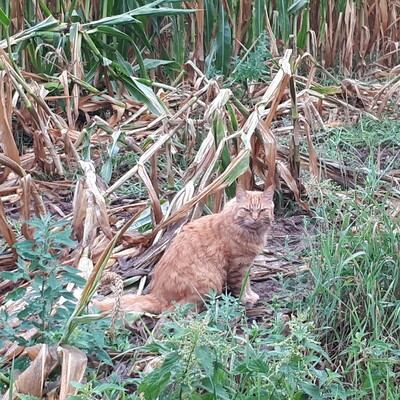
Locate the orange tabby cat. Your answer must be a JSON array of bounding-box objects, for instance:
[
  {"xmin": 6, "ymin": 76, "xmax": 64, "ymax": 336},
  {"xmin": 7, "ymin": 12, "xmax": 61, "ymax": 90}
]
[{"xmin": 94, "ymin": 185, "xmax": 274, "ymax": 314}]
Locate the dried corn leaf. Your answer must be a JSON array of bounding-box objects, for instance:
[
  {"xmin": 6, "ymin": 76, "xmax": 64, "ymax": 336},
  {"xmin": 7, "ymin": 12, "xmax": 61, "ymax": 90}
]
[
  {"xmin": 0, "ymin": 198, "xmax": 16, "ymax": 249},
  {"xmin": 61, "ymin": 207, "xmax": 146, "ymax": 341},
  {"xmin": 2, "ymin": 327, "xmax": 39, "ymax": 361},
  {"xmin": 277, "ymin": 160, "xmax": 309, "ymax": 211},
  {"xmin": 2, "ymin": 344, "xmax": 52, "ymax": 399},
  {"xmin": 79, "ymin": 161, "xmax": 113, "ymax": 239},
  {"xmin": 0, "ymin": 71, "xmax": 20, "ymax": 184},
  {"xmin": 58, "ymin": 344, "xmax": 88, "ymax": 400}
]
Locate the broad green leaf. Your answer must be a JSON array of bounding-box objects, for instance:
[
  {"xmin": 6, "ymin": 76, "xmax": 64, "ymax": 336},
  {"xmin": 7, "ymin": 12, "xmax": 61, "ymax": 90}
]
[
  {"xmin": 277, "ymin": 0, "xmax": 290, "ymax": 44},
  {"xmin": 139, "ymin": 351, "xmax": 181, "ymax": 399},
  {"xmin": 16, "ymin": 15, "xmax": 60, "ymax": 37},
  {"xmin": 288, "ymin": 0, "xmax": 309, "ymax": 15},
  {"xmin": 132, "ymin": 59, "xmax": 180, "ymax": 73},
  {"xmin": 129, "ymin": 202, "xmax": 169, "ymax": 231},
  {"xmin": 226, "ymin": 102, "xmax": 238, "ymax": 131},
  {"xmin": 115, "ymin": 51, "xmax": 135, "ymax": 75},
  {"xmin": 300, "ymin": 382, "xmax": 323, "ymax": 399},
  {"xmin": 215, "ymin": 2, "xmax": 232, "ymax": 76},
  {"xmin": 205, "ymin": 39, "xmax": 218, "ymax": 76},
  {"xmin": 297, "ymin": 7, "xmax": 309, "ymax": 49},
  {"xmin": 213, "ymin": 115, "xmax": 233, "ymax": 196},
  {"xmin": 93, "ymin": 25, "xmax": 135, "ymax": 42},
  {"xmin": 204, "ymin": 0, "xmax": 216, "ymax": 53},
  {"xmin": 253, "ymin": 0, "xmax": 267, "ymax": 40},
  {"xmin": 319, "ymin": 0, "xmax": 328, "ymax": 37},
  {"xmin": 195, "ymin": 347, "xmax": 213, "ymax": 374},
  {"xmin": 131, "ymin": 40, "xmax": 148, "ymax": 79},
  {"xmin": 84, "ymin": 14, "xmax": 141, "ymax": 27},
  {"xmin": 37, "ymin": 0, "xmax": 52, "ymax": 18},
  {"xmin": 119, "ymin": 77, "xmax": 167, "ymax": 116},
  {"xmin": 0, "ymin": 7, "xmax": 10, "ymax": 27},
  {"xmin": 222, "ymin": 150, "xmax": 250, "ymax": 187},
  {"xmin": 101, "ymin": 131, "xmax": 122, "ymax": 184},
  {"xmin": 83, "ymin": 5, "xmax": 194, "ymax": 29},
  {"xmin": 130, "ymin": 6, "xmax": 195, "ymax": 18}
]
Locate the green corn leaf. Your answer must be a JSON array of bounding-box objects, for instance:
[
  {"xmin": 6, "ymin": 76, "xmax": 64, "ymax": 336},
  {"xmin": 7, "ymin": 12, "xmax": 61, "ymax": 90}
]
[
  {"xmin": 213, "ymin": 114, "xmax": 231, "ymax": 175},
  {"xmin": 169, "ymin": 1, "xmax": 186, "ymax": 66},
  {"xmin": 83, "ymin": 14, "xmax": 141, "ymax": 27},
  {"xmin": 277, "ymin": 0, "xmax": 290, "ymax": 44},
  {"xmin": 70, "ymin": 10, "xmax": 81, "ymax": 23},
  {"xmin": 10, "ymin": 15, "xmax": 61, "ymax": 45},
  {"xmin": 205, "ymin": 39, "xmax": 218, "ymax": 75},
  {"xmin": 319, "ymin": 0, "xmax": 328, "ymax": 38},
  {"xmin": 288, "ymin": 0, "xmax": 309, "ymax": 15},
  {"xmin": 215, "ymin": 2, "xmax": 232, "ymax": 76},
  {"xmin": 93, "ymin": 25, "xmax": 135, "ymax": 42},
  {"xmin": 253, "ymin": 0, "xmax": 267, "ymax": 40},
  {"xmin": 0, "ymin": 7, "xmax": 10, "ymax": 27},
  {"xmin": 131, "ymin": 40, "xmax": 148, "ymax": 79},
  {"xmin": 129, "ymin": 202, "xmax": 169, "ymax": 231},
  {"xmin": 37, "ymin": 0, "xmax": 53, "ymax": 18},
  {"xmin": 101, "ymin": 131, "xmax": 122, "ymax": 184},
  {"xmin": 84, "ymin": 6, "xmax": 193, "ymax": 29},
  {"xmin": 222, "ymin": 150, "xmax": 250, "ymax": 187},
  {"xmin": 61, "ymin": 208, "xmax": 147, "ymax": 342},
  {"xmin": 132, "ymin": 58, "xmax": 180, "ymax": 73},
  {"xmin": 127, "ymin": 21, "xmax": 154, "ymax": 52},
  {"xmin": 89, "ymin": 26, "xmax": 149, "ymax": 78},
  {"xmin": 204, "ymin": 0, "xmax": 216, "ymax": 53},
  {"xmin": 226, "ymin": 102, "xmax": 238, "ymax": 131},
  {"xmin": 131, "ymin": 6, "xmax": 195, "ymax": 18},
  {"xmin": 172, "ymin": 15, "xmax": 185, "ymax": 65},
  {"xmin": 115, "ymin": 51, "xmax": 135, "ymax": 75},
  {"xmin": 113, "ymin": 75, "xmax": 167, "ymax": 116},
  {"xmin": 297, "ymin": 7, "xmax": 309, "ymax": 49}
]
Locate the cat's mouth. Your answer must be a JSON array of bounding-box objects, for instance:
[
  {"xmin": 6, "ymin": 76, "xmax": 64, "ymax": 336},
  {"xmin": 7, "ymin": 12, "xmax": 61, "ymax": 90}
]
[{"xmin": 240, "ymin": 219, "xmax": 273, "ymax": 230}]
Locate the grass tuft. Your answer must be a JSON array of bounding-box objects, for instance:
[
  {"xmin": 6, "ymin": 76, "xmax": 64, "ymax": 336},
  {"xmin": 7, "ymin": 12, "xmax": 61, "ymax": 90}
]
[{"xmin": 307, "ymin": 179, "xmax": 400, "ymax": 397}]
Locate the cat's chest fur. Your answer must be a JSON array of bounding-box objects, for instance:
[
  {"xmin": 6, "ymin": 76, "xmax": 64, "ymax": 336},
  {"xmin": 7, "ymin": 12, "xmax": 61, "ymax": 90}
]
[{"xmin": 151, "ymin": 187, "xmax": 274, "ymax": 297}]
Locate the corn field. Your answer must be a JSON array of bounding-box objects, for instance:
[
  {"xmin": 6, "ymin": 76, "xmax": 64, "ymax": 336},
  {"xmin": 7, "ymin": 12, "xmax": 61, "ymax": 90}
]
[{"xmin": 0, "ymin": 0, "xmax": 399, "ymax": 398}]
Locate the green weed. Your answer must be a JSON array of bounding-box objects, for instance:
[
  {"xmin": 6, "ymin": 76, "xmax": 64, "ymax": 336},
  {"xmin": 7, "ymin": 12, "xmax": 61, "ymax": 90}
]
[
  {"xmin": 0, "ymin": 214, "xmax": 138, "ymax": 395},
  {"xmin": 307, "ymin": 181, "xmax": 400, "ymax": 398},
  {"xmin": 314, "ymin": 117, "xmax": 400, "ymax": 170},
  {"xmin": 134, "ymin": 293, "xmax": 348, "ymax": 399},
  {"xmin": 0, "ymin": 215, "xmax": 81, "ymax": 343},
  {"xmin": 227, "ymin": 32, "xmax": 273, "ymax": 99}
]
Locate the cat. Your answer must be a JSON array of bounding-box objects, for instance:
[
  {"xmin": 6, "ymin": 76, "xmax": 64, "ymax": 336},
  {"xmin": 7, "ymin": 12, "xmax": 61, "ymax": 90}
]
[{"xmin": 93, "ymin": 185, "xmax": 275, "ymax": 314}]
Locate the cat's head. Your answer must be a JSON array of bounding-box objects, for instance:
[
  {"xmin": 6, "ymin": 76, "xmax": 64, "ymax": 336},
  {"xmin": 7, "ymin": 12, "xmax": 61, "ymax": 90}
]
[{"xmin": 233, "ymin": 186, "xmax": 275, "ymax": 230}]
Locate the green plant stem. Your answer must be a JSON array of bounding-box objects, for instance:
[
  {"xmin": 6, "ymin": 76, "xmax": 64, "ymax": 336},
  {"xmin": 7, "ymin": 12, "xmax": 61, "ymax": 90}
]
[{"xmin": 0, "ymin": 371, "xmax": 9, "ymax": 385}]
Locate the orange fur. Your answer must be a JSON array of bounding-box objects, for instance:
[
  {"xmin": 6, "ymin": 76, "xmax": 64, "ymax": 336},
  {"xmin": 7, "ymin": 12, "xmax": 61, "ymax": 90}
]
[{"xmin": 94, "ymin": 186, "xmax": 274, "ymax": 314}]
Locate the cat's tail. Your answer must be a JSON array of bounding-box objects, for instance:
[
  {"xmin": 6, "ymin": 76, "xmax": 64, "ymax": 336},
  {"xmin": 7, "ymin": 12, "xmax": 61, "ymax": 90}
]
[{"xmin": 93, "ymin": 293, "xmax": 166, "ymax": 314}]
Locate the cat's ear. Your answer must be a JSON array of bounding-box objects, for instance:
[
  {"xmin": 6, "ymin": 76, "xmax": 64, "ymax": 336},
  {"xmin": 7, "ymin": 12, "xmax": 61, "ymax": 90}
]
[
  {"xmin": 262, "ymin": 185, "xmax": 275, "ymax": 200},
  {"xmin": 236, "ymin": 186, "xmax": 247, "ymax": 202}
]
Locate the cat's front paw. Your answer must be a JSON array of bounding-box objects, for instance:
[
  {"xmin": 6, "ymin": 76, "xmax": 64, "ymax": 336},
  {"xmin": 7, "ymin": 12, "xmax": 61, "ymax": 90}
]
[{"xmin": 241, "ymin": 290, "xmax": 260, "ymax": 305}]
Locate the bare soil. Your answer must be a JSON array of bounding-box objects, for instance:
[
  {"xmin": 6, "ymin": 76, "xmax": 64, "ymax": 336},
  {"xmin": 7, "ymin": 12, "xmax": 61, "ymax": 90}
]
[{"xmin": 245, "ymin": 214, "xmax": 312, "ymax": 321}]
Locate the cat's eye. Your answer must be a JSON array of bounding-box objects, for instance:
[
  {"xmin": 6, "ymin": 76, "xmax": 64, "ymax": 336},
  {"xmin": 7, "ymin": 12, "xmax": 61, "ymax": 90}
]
[
  {"xmin": 260, "ymin": 208, "xmax": 267, "ymax": 212},
  {"xmin": 243, "ymin": 208, "xmax": 251, "ymax": 212}
]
